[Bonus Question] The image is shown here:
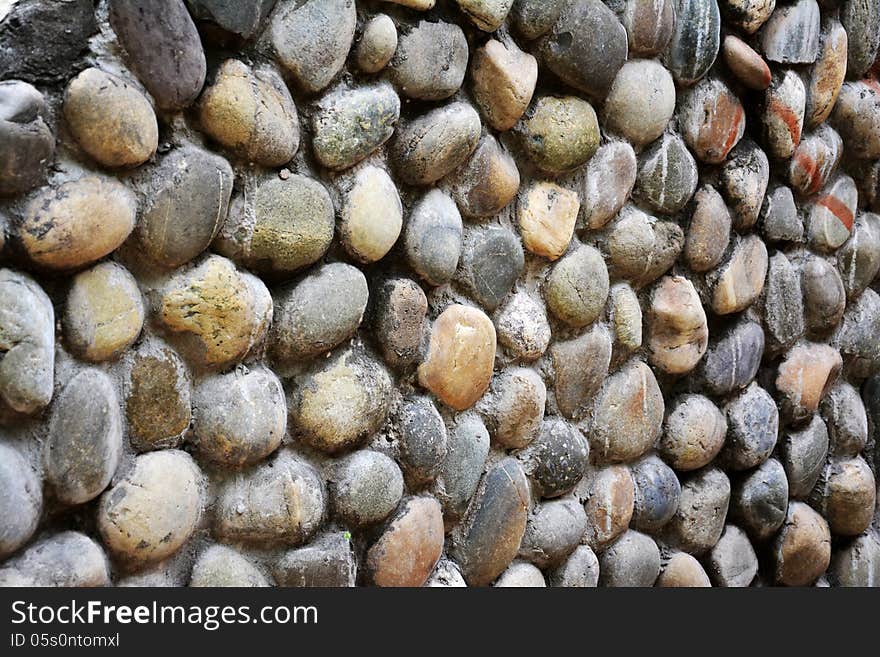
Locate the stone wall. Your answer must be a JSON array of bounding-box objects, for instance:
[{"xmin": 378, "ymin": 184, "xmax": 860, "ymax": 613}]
[{"xmin": 1, "ymin": 0, "xmax": 879, "ymax": 587}]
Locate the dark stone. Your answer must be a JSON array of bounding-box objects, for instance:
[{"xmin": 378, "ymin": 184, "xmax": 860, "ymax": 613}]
[
  {"xmin": 0, "ymin": 0, "xmax": 97, "ymax": 83},
  {"xmin": 721, "ymin": 383, "xmax": 779, "ymax": 471},
  {"xmin": 730, "ymin": 458, "xmax": 789, "ymax": 541},
  {"xmin": 109, "ymin": 0, "xmax": 207, "ymax": 110},
  {"xmin": 187, "ymin": 0, "xmax": 277, "ymax": 40},
  {"xmin": 522, "ymin": 419, "xmax": 590, "ymax": 498},
  {"xmin": 760, "ymin": 185, "xmax": 803, "ymax": 243},
  {"xmin": 370, "ymin": 277, "xmax": 428, "ymax": 371},
  {"xmin": 630, "ymin": 455, "xmax": 681, "ymax": 533},
  {"xmin": 699, "ymin": 320, "xmax": 765, "ymax": 396},
  {"xmin": 389, "ymin": 20, "xmax": 468, "ymax": 101},
  {"xmin": 519, "ymin": 498, "xmax": 587, "ymax": 568},
  {"xmin": 404, "ymin": 190, "xmax": 464, "ymax": 286},
  {"xmin": 133, "ymin": 143, "xmax": 233, "ymax": 268},
  {"xmin": 510, "ymin": 0, "xmax": 566, "ymax": 40},
  {"xmin": 458, "ymin": 227, "xmax": 525, "ymax": 312},
  {"xmin": 635, "ymin": 133, "xmax": 699, "ymax": 216},
  {"xmin": 274, "ymin": 533, "xmax": 357, "ymax": 587},
  {"xmin": 452, "ymin": 458, "xmax": 531, "ymax": 586},
  {"xmin": 436, "ymin": 414, "xmax": 490, "ymax": 520},
  {"xmin": 664, "ymin": 0, "xmax": 721, "ymax": 84},
  {"xmin": 398, "ymin": 396, "xmax": 448, "ymax": 487},
  {"xmin": 0, "ymin": 80, "xmax": 54, "ymax": 196},
  {"xmin": 779, "ymin": 414, "xmax": 829, "ymax": 498},
  {"xmin": 538, "ymin": 0, "xmax": 628, "ymax": 101}
]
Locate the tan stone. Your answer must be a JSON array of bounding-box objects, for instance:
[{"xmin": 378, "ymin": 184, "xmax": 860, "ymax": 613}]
[
  {"xmin": 517, "ymin": 182, "xmax": 579, "ymax": 260},
  {"xmin": 367, "ymin": 497, "xmax": 444, "ymax": 587},
  {"xmin": 584, "ymin": 465, "xmax": 635, "ymax": 549},
  {"xmin": 64, "ymin": 262, "xmax": 144, "ymax": 362},
  {"xmin": 776, "ymin": 343, "xmax": 842, "ymax": 419},
  {"xmin": 199, "ymin": 59, "xmax": 299, "ymax": 167},
  {"xmin": 63, "ymin": 68, "xmax": 158, "ymax": 168},
  {"xmin": 159, "ymin": 255, "xmax": 268, "ymax": 369},
  {"xmin": 19, "ymin": 178, "xmax": 137, "ymax": 271},
  {"xmin": 722, "ymin": 35, "xmax": 772, "ymax": 90},
  {"xmin": 418, "ymin": 304, "xmax": 496, "ymax": 411},
  {"xmin": 710, "ymin": 235, "xmax": 769, "ymax": 315},
  {"xmin": 471, "ymin": 39, "xmax": 537, "ymax": 131},
  {"xmin": 656, "ymin": 552, "xmax": 711, "ymax": 587},
  {"xmin": 340, "ymin": 166, "xmax": 402, "ymax": 263},
  {"xmin": 815, "ymin": 458, "xmax": 876, "ymax": 536},
  {"xmin": 451, "ymin": 135, "xmax": 520, "ymax": 218},
  {"xmin": 611, "ymin": 284, "xmax": 643, "ymax": 353},
  {"xmin": 384, "ymin": 0, "xmax": 435, "ymax": 8},
  {"xmin": 647, "ymin": 276, "xmax": 708, "ymax": 375},
  {"xmin": 773, "ymin": 501, "xmax": 831, "ymax": 586}
]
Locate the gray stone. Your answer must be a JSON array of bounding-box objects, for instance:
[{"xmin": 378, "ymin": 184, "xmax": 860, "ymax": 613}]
[
  {"xmin": 436, "ymin": 414, "xmax": 490, "ymax": 520},
  {"xmin": 700, "ymin": 320, "xmax": 765, "ymax": 396},
  {"xmin": 509, "ymin": 0, "xmax": 566, "ymax": 40},
  {"xmin": 720, "ymin": 140, "xmax": 769, "ymax": 232},
  {"xmin": 830, "ymin": 534, "xmax": 880, "ymax": 587},
  {"xmin": 834, "ymin": 288, "xmax": 880, "ymax": 380},
  {"xmin": 134, "ymin": 144, "xmax": 233, "ymax": 269},
  {"xmin": 521, "ymin": 419, "xmax": 590, "ymax": 498},
  {"xmin": 0, "ymin": 443, "xmax": 41, "ymax": 559},
  {"xmin": 801, "ymin": 254, "xmax": 846, "ymax": 335},
  {"xmin": 311, "ymin": 83, "xmax": 400, "ymax": 171},
  {"xmin": 274, "ymin": 533, "xmax": 357, "ymax": 587},
  {"xmin": 519, "ymin": 498, "xmax": 587, "ymax": 568},
  {"xmin": 45, "ymin": 369, "xmax": 122, "ymax": 506},
  {"xmin": 398, "ymin": 396, "xmax": 448, "ymax": 487},
  {"xmin": 0, "ymin": 80, "xmax": 54, "ymax": 196},
  {"xmin": 329, "ymin": 450, "xmax": 404, "ymax": 527},
  {"xmin": 371, "ymin": 277, "xmax": 427, "ymax": 370},
  {"xmin": 0, "ymin": 269, "xmax": 54, "ymax": 415},
  {"xmin": 389, "ymin": 21, "xmax": 468, "ymax": 101},
  {"xmin": 270, "ymin": 263, "xmax": 368, "ymax": 364},
  {"xmin": 603, "ymin": 206, "xmax": 685, "ymax": 288},
  {"xmin": 494, "ymin": 292, "xmax": 552, "ymax": 362},
  {"xmin": 187, "ymin": 0, "xmax": 277, "ymax": 40},
  {"xmin": 452, "ymin": 458, "xmax": 531, "ymax": 586},
  {"xmin": 779, "ymin": 414, "xmax": 829, "ymax": 498},
  {"xmin": 837, "ymin": 212, "xmax": 880, "ymax": 300},
  {"xmin": 494, "ymin": 561, "xmax": 546, "ymax": 587},
  {"xmin": 630, "ymin": 455, "xmax": 681, "ymax": 533},
  {"xmin": 544, "ymin": 245, "xmax": 609, "ymax": 328},
  {"xmin": 270, "ymin": 0, "xmax": 356, "ymax": 94},
  {"xmin": 760, "ymin": 0, "xmax": 821, "ymax": 64},
  {"xmin": 191, "ymin": 545, "xmax": 269, "ymax": 587},
  {"xmin": 664, "ymin": 0, "xmax": 721, "ymax": 84},
  {"xmin": 663, "ymin": 467, "xmax": 731, "ymax": 555},
  {"xmin": 704, "ymin": 525, "xmax": 758, "ymax": 587},
  {"xmin": 721, "ymin": 382, "xmax": 779, "ymax": 471},
  {"xmin": 840, "ymin": 0, "xmax": 880, "ymax": 79},
  {"xmin": 760, "ymin": 185, "xmax": 803, "ymax": 242},
  {"xmin": 109, "ymin": 0, "xmax": 207, "ymax": 110},
  {"xmin": 459, "ymin": 227, "xmax": 525, "ymax": 312},
  {"xmin": 635, "ymin": 133, "xmax": 699, "ymax": 216},
  {"xmin": 214, "ymin": 451, "xmax": 324, "ymax": 546},
  {"xmin": 193, "ymin": 365, "xmax": 286, "ymax": 468},
  {"xmin": 478, "ymin": 368, "xmax": 545, "ymax": 450},
  {"xmin": 763, "ymin": 252, "xmax": 805, "ymax": 351},
  {"xmin": 820, "ymin": 382, "xmax": 868, "ymax": 457},
  {"xmin": 550, "ymin": 325, "xmax": 612, "ymax": 420},
  {"xmin": 0, "ymin": 532, "xmax": 109, "ymax": 587},
  {"xmin": 729, "ymin": 458, "xmax": 789, "ymax": 541},
  {"xmin": 599, "ymin": 530, "xmax": 661, "ymax": 587},
  {"xmin": 579, "ymin": 141, "xmax": 637, "ymax": 231},
  {"xmin": 548, "ymin": 545, "xmax": 600, "ymax": 587},
  {"xmin": 391, "ymin": 103, "xmax": 481, "ymax": 186},
  {"xmin": 404, "ymin": 190, "xmax": 464, "ymax": 286}
]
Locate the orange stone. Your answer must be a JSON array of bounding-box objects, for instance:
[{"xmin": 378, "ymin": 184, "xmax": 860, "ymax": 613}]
[
  {"xmin": 418, "ymin": 304, "xmax": 497, "ymax": 411},
  {"xmin": 647, "ymin": 276, "xmax": 708, "ymax": 375},
  {"xmin": 773, "ymin": 501, "xmax": 831, "ymax": 586},
  {"xmin": 517, "ymin": 181, "xmax": 580, "ymax": 260},
  {"xmin": 776, "ymin": 343, "xmax": 842, "ymax": 420},
  {"xmin": 367, "ymin": 497, "xmax": 445, "ymax": 587}
]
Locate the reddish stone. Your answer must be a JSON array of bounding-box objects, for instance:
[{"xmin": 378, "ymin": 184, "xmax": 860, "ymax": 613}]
[
  {"xmin": 679, "ymin": 78, "xmax": 745, "ymax": 164},
  {"xmin": 723, "ymin": 35, "xmax": 771, "ymax": 90},
  {"xmin": 788, "ymin": 125, "xmax": 843, "ymax": 197},
  {"xmin": 366, "ymin": 497, "xmax": 445, "ymax": 587}
]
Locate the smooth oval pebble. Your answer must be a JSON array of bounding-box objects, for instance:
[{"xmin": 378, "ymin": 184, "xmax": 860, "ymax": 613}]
[
  {"xmin": 776, "ymin": 342, "xmax": 842, "ymax": 423},
  {"xmin": 269, "ymin": 263, "xmax": 368, "ymax": 364},
  {"xmin": 366, "ymin": 497, "xmax": 444, "ymax": 587},
  {"xmin": 518, "ymin": 181, "xmax": 579, "ymax": 260},
  {"xmin": 437, "ymin": 414, "xmax": 490, "ymax": 519},
  {"xmin": 589, "ymin": 360, "xmax": 665, "ymax": 463},
  {"xmin": 635, "ymin": 133, "xmax": 699, "ymax": 215},
  {"xmin": 269, "ymin": 0, "xmax": 356, "ymax": 94},
  {"xmin": 779, "ymin": 414, "xmax": 830, "ymax": 498},
  {"xmin": 679, "ymin": 77, "xmax": 745, "ymax": 164},
  {"xmin": 470, "ymin": 39, "xmax": 538, "ymax": 132},
  {"xmin": 392, "ymin": 102, "xmax": 481, "ymax": 186},
  {"xmin": 539, "ymin": 0, "xmax": 628, "ymax": 100},
  {"xmin": 63, "ymin": 261, "xmax": 144, "ymax": 362},
  {"xmin": 0, "ymin": 443, "xmax": 42, "ymax": 559},
  {"xmin": 0, "ymin": 532, "xmax": 110, "ymax": 588},
  {"xmin": 329, "ymin": 450, "xmax": 404, "ymax": 527},
  {"xmin": 544, "ymin": 245, "xmax": 609, "ymax": 328},
  {"xmin": 311, "ymin": 83, "xmax": 400, "ymax": 171},
  {"xmin": 807, "ymin": 174, "xmax": 857, "ymax": 253},
  {"xmin": 108, "ymin": 0, "xmax": 206, "ymax": 111},
  {"xmin": 458, "ymin": 226, "xmax": 524, "ymax": 311},
  {"xmin": 684, "ymin": 185, "xmax": 732, "ymax": 272},
  {"xmin": 708, "ymin": 234, "xmax": 769, "ymax": 315},
  {"xmin": 729, "ymin": 457, "xmax": 789, "ymax": 541},
  {"xmin": 371, "ymin": 277, "xmax": 428, "ymax": 370},
  {"xmin": 550, "ymin": 325, "xmax": 612, "ymax": 420},
  {"xmin": 661, "ymin": 394, "xmax": 727, "ymax": 471},
  {"xmin": 355, "ymin": 14, "xmax": 397, "ymax": 74},
  {"xmin": 494, "ymin": 292, "xmax": 552, "ymax": 362},
  {"xmin": 19, "ymin": 177, "xmax": 137, "ymax": 271},
  {"xmin": 522, "ymin": 419, "xmax": 590, "ymax": 498},
  {"xmin": 831, "ymin": 82, "xmax": 880, "ymax": 160},
  {"xmin": 723, "ymin": 34, "xmax": 771, "ymax": 90},
  {"xmin": 664, "ymin": 0, "xmax": 721, "ymax": 84},
  {"xmin": 389, "ymin": 20, "xmax": 468, "ymax": 101},
  {"xmin": 722, "ymin": 382, "xmax": 779, "ymax": 470},
  {"xmin": 622, "ymin": 0, "xmax": 676, "ymax": 56},
  {"xmin": 288, "ymin": 347, "xmax": 393, "ymax": 453},
  {"xmin": 761, "ymin": 70, "xmax": 805, "ymax": 160},
  {"xmin": 450, "ymin": 135, "xmax": 520, "ymax": 219},
  {"xmin": 190, "ymin": 545, "xmax": 268, "ymax": 587},
  {"xmin": 656, "ymin": 552, "xmax": 711, "ymax": 587},
  {"xmin": 760, "ymin": 0, "xmax": 821, "ymax": 64},
  {"xmin": 699, "ymin": 319, "xmax": 765, "ymax": 396},
  {"xmin": 418, "ymin": 304, "xmax": 496, "ymax": 411},
  {"xmin": 604, "ymin": 59, "xmax": 676, "ymax": 148},
  {"xmin": 705, "ymin": 524, "xmax": 758, "ymax": 587},
  {"xmin": 451, "ymin": 458, "xmax": 530, "ymax": 586},
  {"xmin": 404, "ymin": 190, "xmax": 464, "ymax": 286},
  {"xmin": 663, "ymin": 467, "xmax": 730, "ymax": 555},
  {"xmin": 63, "ymin": 67, "xmax": 158, "ymax": 168},
  {"xmin": 0, "ymin": 269, "xmax": 54, "ymax": 415},
  {"xmin": 630, "ymin": 455, "xmax": 681, "ymax": 533},
  {"xmin": 579, "ymin": 141, "xmax": 637, "ymax": 230},
  {"xmin": 339, "ymin": 166, "xmax": 403, "ymax": 264},
  {"xmin": 193, "ymin": 365, "xmax": 286, "ymax": 467},
  {"xmin": 772, "ymin": 501, "xmax": 830, "ymax": 586},
  {"xmin": 98, "ymin": 450, "xmax": 202, "ymax": 564},
  {"xmin": 599, "ymin": 530, "xmax": 661, "ymax": 587},
  {"xmin": 397, "ymin": 396, "xmax": 448, "ymax": 486},
  {"xmin": 810, "ymin": 457, "xmax": 876, "ymax": 536},
  {"xmin": 478, "ymin": 367, "xmax": 546, "ymax": 450},
  {"xmin": 518, "ymin": 95, "xmax": 600, "ymax": 174},
  {"xmin": 214, "ymin": 451, "xmax": 324, "ymax": 546},
  {"xmin": 134, "ymin": 144, "xmax": 233, "ymax": 269},
  {"xmin": 583, "ymin": 465, "xmax": 634, "ymax": 548},
  {"xmin": 199, "ymin": 59, "xmax": 300, "ymax": 167},
  {"xmin": 519, "ymin": 498, "xmax": 587, "ymax": 568}
]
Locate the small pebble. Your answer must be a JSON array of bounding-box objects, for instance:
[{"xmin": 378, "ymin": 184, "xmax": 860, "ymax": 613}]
[
  {"xmin": 705, "ymin": 525, "xmax": 758, "ymax": 587},
  {"xmin": 599, "ymin": 530, "xmax": 661, "ymax": 587},
  {"xmin": 603, "ymin": 59, "xmax": 676, "ymax": 148},
  {"xmin": 397, "ymin": 396, "xmax": 448, "ymax": 487},
  {"xmin": 457, "ymin": 226, "xmax": 524, "ymax": 311},
  {"xmin": 389, "ymin": 20, "xmax": 468, "ymax": 101},
  {"xmin": 772, "ymin": 501, "xmax": 831, "ymax": 586},
  {"xmin": 517, "ymin": 95, "xmax": 600, "ymax": 174},
  {"xmin": 544, "ymin": 245, "xmax": 609, "ymax": 328},
  {"xmin": 366, "ymin": 497, "xmax": 444, "ymax": 587},
  {"xmin": 494, "ymin": 292, "xmax": 552, "ymax": 361},
  {"xmin": 579, "ymin": 141, "xmax": 637, "ymax": 231},
  {"xmin": 646, "ymin": 275, "xmax": 708, "ymax": 375},
  {"xmin": 634, "ymin": 133, "xmax": 699, "ymax": 216},
  {"xmin": 521, "ymin": 419, "xmax": 590, "ymax": 499},
  {"xmin": 355, "ymin": 15, "xmax": 398, "ymax": 74},
  {"xmin": 729, "ymin": 458, "xmax": 789, "ymax": 541},
  {"xmin": 404, "ymin": 190, "xmax": 464, "ymax": 286},
  {"xmin": 679, "ymin": 76, "xmax": 745, "ymax": 165},
  {"xmin": 470, "ymin": 39, "xmax": 538, "ymax": 132},
  {"xmin": 661, "ymin": 394, "xmax": 727, "ymax": 472},
  {"xmin": 451, "ymin": 135, "xmax": 520, "ymax": 219},
  {"xmin": 329, "ymin": 450, "xmax": 404, "ymax": 527}
]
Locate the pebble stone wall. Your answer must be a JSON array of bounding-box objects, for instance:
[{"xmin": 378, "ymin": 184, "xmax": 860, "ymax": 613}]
[{"xmin": 1, "ymin": 0, "xmax": 880, "ymax": 588}]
